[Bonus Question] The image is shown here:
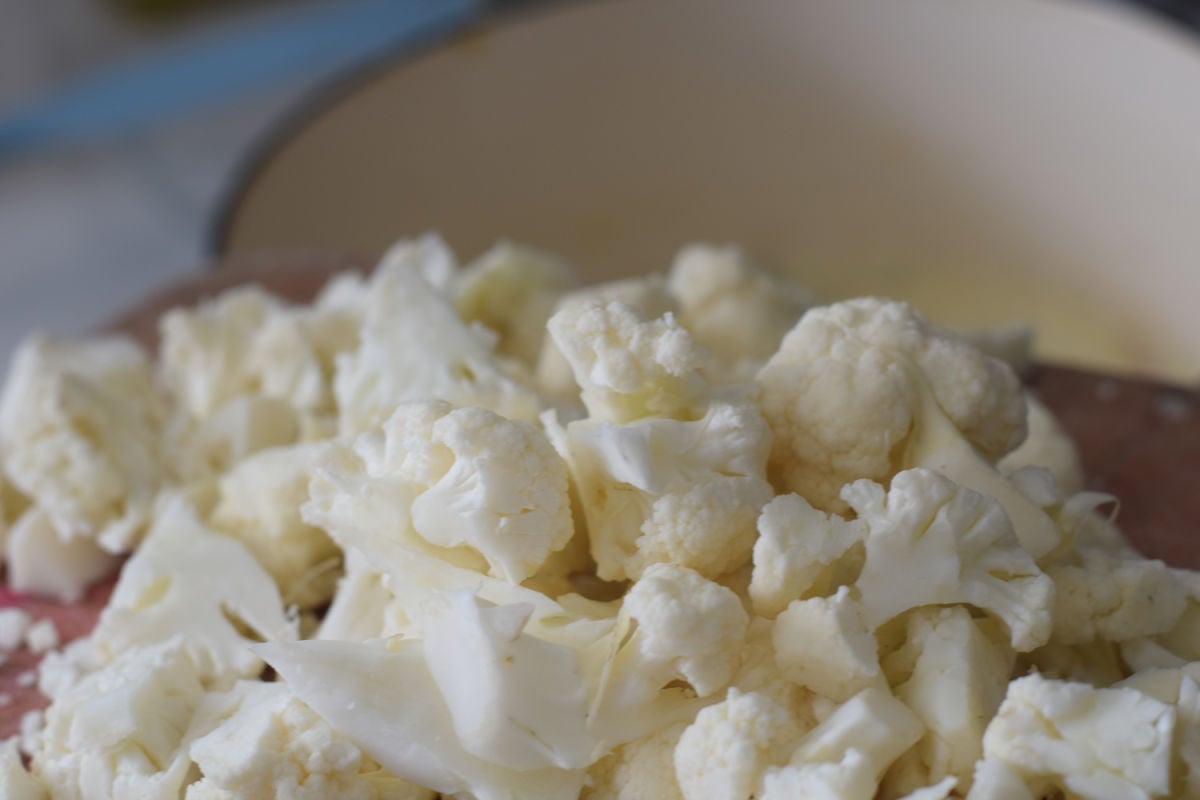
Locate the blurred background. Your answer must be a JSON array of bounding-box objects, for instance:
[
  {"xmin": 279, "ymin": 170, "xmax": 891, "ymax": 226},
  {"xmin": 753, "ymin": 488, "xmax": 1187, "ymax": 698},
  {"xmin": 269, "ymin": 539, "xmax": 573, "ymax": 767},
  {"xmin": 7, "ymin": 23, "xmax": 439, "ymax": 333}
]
[{"xmin": 0, "ymin": 0, "xmax": 1198, "ymax": 375}]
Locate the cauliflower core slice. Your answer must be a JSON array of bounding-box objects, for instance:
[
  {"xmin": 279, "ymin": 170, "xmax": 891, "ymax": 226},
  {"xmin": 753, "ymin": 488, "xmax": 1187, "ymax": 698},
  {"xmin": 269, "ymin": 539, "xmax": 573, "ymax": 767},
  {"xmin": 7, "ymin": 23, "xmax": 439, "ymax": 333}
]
[
  {"xmin": 756, "ymin": 298, "xmax": 1026, "ymax": 510},
  {"xmin": 0, "ymin": 335, "xmax": 162, "ymax": 555},
  {"xmin": 845, "ymin": 468, "xmax": 1054, "ymax": 652},
  {"xmin": 89, "ymin": 496, "xmax": 297, "ymax": 684}
]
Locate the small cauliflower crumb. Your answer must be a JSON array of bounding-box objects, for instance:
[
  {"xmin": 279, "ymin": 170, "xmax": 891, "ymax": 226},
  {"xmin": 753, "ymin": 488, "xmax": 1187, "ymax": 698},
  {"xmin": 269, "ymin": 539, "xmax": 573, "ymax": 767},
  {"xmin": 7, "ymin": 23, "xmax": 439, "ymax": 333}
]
[
  {"xmin": 23, "ymin": 618, "xmax": 58, "ymax": 654},
  {"xmin": 0, "ymin": 607, "xmax": 32, "ymax": 651}
]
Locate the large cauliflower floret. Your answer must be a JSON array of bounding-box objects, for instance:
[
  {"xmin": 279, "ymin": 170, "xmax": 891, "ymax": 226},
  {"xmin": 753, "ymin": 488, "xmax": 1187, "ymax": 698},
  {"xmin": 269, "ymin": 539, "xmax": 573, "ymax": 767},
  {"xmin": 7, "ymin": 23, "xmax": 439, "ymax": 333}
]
[
  {"xmin": 309, "ymin": 400, "xmax": 573, "ymax": 584},
  {"xmin": 333, "ymin": 244, "xmax": 539, "ymax": 436},
  {"xmin": 749, "ymin": 493, "xmax": 866, "ymax": 618},
  {"xmin": 208, "ymin": 443, "xmax": 340, "ymax": 609},
  {"xmin": 455, "ymin": 241, "xmax": 577, "ymax": 367},
  {"xmin": 673, "ymin": 689, "xmax": 801, "ymax": 800},
  {"xmin": 845, "ymin": 468, "xmax": 1055, "ymax": 652},
  {"xmin": 0, "ymin": 335, "xmax": 163, "ymax": 557},
  {"xmin": 536, "ymin": 274, "xmax": 678, "ymax": 404},
  {"xmin": 548, "ymin": 300, "xmax": 711, "ymax": 424},
  {"xmin": 982, "ymin": 673, "xmax": 1176, "ymax": 799},
  {"xmin": 756, "ymin": 297, "xmax": 1027, "ymax": 512},
  {"xmin": 86, "ymin": 495, "xmax": 298, "ymax": 686},
  {"xmin": 666, "ymin": 243, "xmax": 811, "ymax": 376},
  {"xmin": 620, "ymin": 563, "xmax": 749, "ymax": 698},
  {"xmin": 185, "ymin": 681, "xmax": 432, "ymax": 800},
  {"xmin": 551, "ymin": 301, "xmax": 772, "ymax": 581},
  {"xmin": 32, "ymin": 637, "xmax": 205, "ymax": 800}
]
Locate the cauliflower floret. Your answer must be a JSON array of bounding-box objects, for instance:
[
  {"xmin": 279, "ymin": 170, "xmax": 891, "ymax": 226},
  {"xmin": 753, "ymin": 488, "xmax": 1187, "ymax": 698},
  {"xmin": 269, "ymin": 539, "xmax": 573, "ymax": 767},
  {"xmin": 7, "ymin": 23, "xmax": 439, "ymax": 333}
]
[
  {"xmin": 757, "ymin": 749, "xmax": 875, "ymax": 800},
  {"xmin": 169, "ymin": 395, "xmax": 301, "ymax": 481},
  {"xmin": 536, "ymin": 274, "xmax": 678, "ymax": 403},
  {"xmin": 160, "ymin": 265, "xmax": 365, "ymax": 425},
  {"xmin": 0, "ymin": 739, "xmax": 47, "ymax": 800},
  {"xmin": 88, "ymin": 495, "xmax": 297, "ymax": 685},
  {"xmin": 772, "ymin": 587, "xmax": 882, "ymax": 703},
  {"xmin": 621, "ymin": 563, "xmax": 749, "ymax": 698},
  {"xmin": 666, "ymin": 243, "xmax": 811, "ymax": 376},
  {"xmin": 756, "ymin": 298, "xmax": 1062, "ymax": 561},
  {"xmin": 0, "ymin": 335, "xmax": 162, "ymax": 554},
  {"xmin": 455, "ymin": 241, "xmax": 577, "ymax": 366},
  {"xmin": 185, "ymin": 681, "xmax": 432, "ymax": 800},
  {"xmin": 674, "ymin": 689, "xmax": 802, "ymax": 800},
  {"xmin": 315, "ymin": 550, "xmax": 411, "ymax": 642},
  {"xmin": 845, "ymin": 469, "xmax": 1054, "ymax": 652},
  {"xmin": 757, "ymin": 298, "xmax": 1026, "ymax": 508},
  {"xmin": 5, "ymin": 508, "xmax": 119, "ymax": 602},
  {"xmin": 885, "ymin": 608, "xmax": 1015, "ymax": 793},
  {"xmin": 983, "ymin": 674, "xmax": 1176, "ymax": 799},
  {"xmin": 999, "ymin": 395, "xmax": 1084, "ymax": 495},
  {"xmin": 749, "ymin": 493, "xmax": 866, "ymax": 618},
  {"xmin": 308, "ymin": 400, "xmax": 573, "ymax": 584},
  {"xmin": 549, "ymin": 300, "xmax": 712, "ymax": 424},
  {"xmin": 32, "ymin": 638, "xmax": 204, "ymax": 800},
  {"xmin": 1045, "ymin": 549, "xmax": 1188, "ymax": 646},
  {"xmin": 790, "ymin": 687, "xmax": 925, "ymax": 780},
  {"xmin": 208, "ymin": 443, "xmax": 340, "ymax": 608},
  {"xmin": 552, "ymin": 307, "xmax": 773, "ymax": 581},
  {"xmin": 333, "ymin": 246, "xmax": 539, "ymax": 436},
  {"xmin": 730, "ymin": 617, "xmax": 830, "ymax": 732},
  {"xmin": 583, "ymin": 722, "xmax": 687, "ymax": 800}
]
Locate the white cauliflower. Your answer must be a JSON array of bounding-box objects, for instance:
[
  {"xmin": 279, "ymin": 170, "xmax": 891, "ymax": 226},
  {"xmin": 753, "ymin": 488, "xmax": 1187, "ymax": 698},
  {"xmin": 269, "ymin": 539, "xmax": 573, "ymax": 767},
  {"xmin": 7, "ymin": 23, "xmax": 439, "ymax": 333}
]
[
  {"xmin": 0, "ymin": 335, "xmax": 162, "ymax": 554},
  {"xmin": 757, "ymin": 298, "xmax": 1062, "ymax": 560},
  {"xmin": 185, "ymin": 681, "xmax": 432, "ymax": 800},
  {"xmin": 583, "ymin": 722, "xmax": 686, "ymax": 800},
  {"xmin": 32, "ymin": 638, "xmax": 204, "ymax": 800},
  {"xmin": 88, "ymin": 495, "xmax": 297, "ymax": 684},
  {"xmin": 964, "ymin": 759, "xmax": 1036, "ymax": 800},
  {"xmin": 666, "ymin": 243, "xmax": 811, "ymax": 375},
  {"xmin": 1045, "ymin": 549, "xmax": 1188, "ymax": 646},
  {"xmin": 586, "ymin": 564, "xmax": 748, "ymax": 751},
  {"xmin": 551, "ymin": 301, "xmax": 772, "ymax": 580},
  {"xmin": 749, "ymin": 493, "xmax": 866, "ymax": 618},
  {"xmin": 845, "ymin": 469, "xmax": 1055, "ymax": 652},
  {"xmin": 757, "ymin": 749, "xmax": 876, "ymax": 800},
  {"xmin": 757, "ymin": 298, "xmax": 1026, "ymax": 508},
  {"xmin": 315, "ymin": 550, "xmax": 410, "ymax": 642},
  {"xmin": 208, "ymin": 443, "xmax": 340, "ymax": 608},
  {"xmin": 730, "ymin": 617, "xmax": 830, "ymax": 733},
  {"xmin": 772, "ymin": 587, "xmax": 882, "ymax": 703},
  {"xmin": 549, "ymin": 300, "xmax": 712, "ymax": 424},
  {"xmin": 259, "ymin": 636, "xmax": 588, "ymax": 800},
  {"xmin": 983, "ymin": 673, "xmax": 1175, "ymax": 799},
  {"xmin": 619, "ymin": 563, "xmax": 749, "ymax": 698},
  {"xmin": 308, "ymin": 400, "xmax": 573, "ymax": 584},
  {"xmin": 790, "ymin": 687, "xmax": 925, "ymax": 780},
  {"xmin": 1117, "ymin": 667, "xmax": 1200, "ymax": 797},
  {"xmin": 333, "ymin": 247, "xmax": 539, "ymax": 436},
  {"xmin": 673, "ymin": 689, "xmax": 801, "ymax": 800},
  {"xmin": 0, "ymin": 739, "xmax": 47, "ymax": 800},
  {"xmin": 536, "ymin": 274, "xmax": 678, "ymax": 403},
  {"xmin": 885, "ymin": 608, "xmax": 1015, "ymax": 792},
  {"xmin": 5, "ymin": 508, "xmax": 118, "ymax": 603},
  {"xmin": 455, "ymin": 241, "xmax": 577, "ymax": 366}
]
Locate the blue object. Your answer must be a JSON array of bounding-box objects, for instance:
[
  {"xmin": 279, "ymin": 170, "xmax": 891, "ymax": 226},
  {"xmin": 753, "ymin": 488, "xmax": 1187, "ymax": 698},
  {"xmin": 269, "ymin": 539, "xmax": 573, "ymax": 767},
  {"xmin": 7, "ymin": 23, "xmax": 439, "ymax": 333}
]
[{"xmin": 0, "ymin": 0, "xmax": 482, "ymax": 161}]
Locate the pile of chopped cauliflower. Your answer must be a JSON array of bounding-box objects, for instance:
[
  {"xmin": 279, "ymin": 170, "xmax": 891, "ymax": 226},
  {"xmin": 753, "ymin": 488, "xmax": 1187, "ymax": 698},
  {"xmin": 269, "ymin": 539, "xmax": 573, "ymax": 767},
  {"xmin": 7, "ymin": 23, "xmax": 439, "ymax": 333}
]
[{"xmin": 0, "ymin": 236, "xmax": 1198, "ymax": 800}]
